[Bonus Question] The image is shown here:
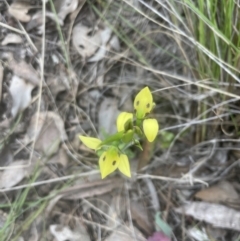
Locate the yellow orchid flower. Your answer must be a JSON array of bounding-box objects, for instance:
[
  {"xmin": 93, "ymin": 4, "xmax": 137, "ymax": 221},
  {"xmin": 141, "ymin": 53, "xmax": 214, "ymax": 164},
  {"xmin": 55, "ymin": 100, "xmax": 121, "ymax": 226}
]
[
  {"xmin": 116, "ymin": 112, "xmax": 133, "ymax": 132},
  {"xmin": 143, "ymin": 118, "xmax": 159, "ymax": 142},
  {"xmin": 99, "ymin": 147, "xmax": 131, "ymax": 178},
  {"xmin": 79, "ymin": 135, "xmax": 101, "ymax": 150},
  {"xmin": 134, "ymin": 87, "xmax": 154, "ymax": 119}
]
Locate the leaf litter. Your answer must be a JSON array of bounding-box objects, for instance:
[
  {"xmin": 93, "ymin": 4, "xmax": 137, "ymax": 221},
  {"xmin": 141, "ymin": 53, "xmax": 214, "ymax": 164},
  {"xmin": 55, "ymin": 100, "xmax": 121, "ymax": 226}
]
[
  {"xmin": 175, "ymin": 202, "xmax": 240, "ymax": 232},
  {"xmin": 1, "ymin": 33, "xmax": 23, "ymax": 45},
  {"xmin": 1, "ymin": 0, "xmax": 240, "ymax": 240},
  {"xmin": 8, "ymin": 1, "xmax": 32, "ymax": 22}
]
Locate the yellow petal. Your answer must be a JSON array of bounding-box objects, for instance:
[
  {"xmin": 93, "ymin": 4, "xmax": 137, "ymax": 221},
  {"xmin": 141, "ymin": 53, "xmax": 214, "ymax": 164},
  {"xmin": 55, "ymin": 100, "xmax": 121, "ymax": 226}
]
[
  {"xmin": 143, "ymin": 118, "xmax": 159, "ymax": 142},
  {"xmin": 134, "ymin": 87, "xmax": 153, "ymax": 119},
  {"xmin": 79, "ymin": 135, "xmax": 101, "ymax": 150},
  {"xmin": 99, "ymin": 148, "xmax": 119, "ymax": 179},
  {"xmin": 116, "ymin": 112, "xmax": 133, "ymax": 132},
  {"xmin": 118, "ymin": 154, "xmax": 131, "ymax": 177}
]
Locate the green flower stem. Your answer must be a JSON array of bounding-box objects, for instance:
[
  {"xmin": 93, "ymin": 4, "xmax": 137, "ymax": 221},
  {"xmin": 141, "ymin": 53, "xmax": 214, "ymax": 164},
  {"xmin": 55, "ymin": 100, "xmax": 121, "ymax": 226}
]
[
  {"xmin": 136, "ymin": 118, "xmax": 143, "ymax": 128},
  {"xmin": 100, "ymin": 132, "xmax": 124, "ymax": 146}
]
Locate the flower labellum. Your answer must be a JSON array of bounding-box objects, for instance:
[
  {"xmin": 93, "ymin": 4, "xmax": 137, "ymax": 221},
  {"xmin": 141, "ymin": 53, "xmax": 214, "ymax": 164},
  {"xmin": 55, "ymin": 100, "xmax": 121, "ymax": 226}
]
[
  {"xmin": 99, "ymin": 147, "xmax": 131, "ymax": 178},
  {"xmin": 134, "ymin": 87, "xmax": 154, "ymax": 119},
  {"xmin": 143, "ymin": 118, "xmax": 159, "ymax": 142}
]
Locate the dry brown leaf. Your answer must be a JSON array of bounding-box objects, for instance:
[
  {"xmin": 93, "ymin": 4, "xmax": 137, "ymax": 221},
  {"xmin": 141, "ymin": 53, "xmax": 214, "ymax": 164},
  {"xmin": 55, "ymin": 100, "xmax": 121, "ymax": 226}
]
[
  {"xmin": 1, "ymin": 33, "xmax": 22, "ymax": 45},
  {"xmin": 105, "ymin": 225, "xmax": 145, "ymax": 241},
  {"xmin": 0, "ymin": 160, "xmax": 31, "ymax": 188},
  {"xmin": 60, "ymin": 178, "xmax": 123, "ymax": 200},
  {"xmin": 54, "ymin": 0, "xmax": 78, "ymax": 24},
  {"xmin": 48, "ymin": 147, "xmax": 68, "ymax": 167},
  {"xmin": 7, "ymin": 55, "xmax": 40, "ymax": 86},
  {"xmin": 8, "ymin": 1, "xmax": 32, "ymax": 22},
  {"xmin": 175, "ymin": 201, "xmax": 240, "ymax": 231},
  {"xmin": 98, "ymin": 98, "xmax": 120, "ymax": 138},
  {"xmin": 9, "ymin": 75, "xmax": 34, "ymax": 118},
  {"xmin": 130, "ymin": 201, "xmax": 153, "ymax": 235},
  {"xmin": 46, "ymin": 71, "xmax": 70, "ymax": 98},
  {"xmin": 50, "ymin": 223, "xmax": 90, "ymax": 241},
  {"xmin": 72, "ymin": 24, "xmax": 102, "ymax": 60},
  {"xmin": 195, "ymin": 181, "xmax": 239, "ymax": 204},
  {"xmin": 26, "ymin": 111, "xmax": 67, "ymax": 156}
]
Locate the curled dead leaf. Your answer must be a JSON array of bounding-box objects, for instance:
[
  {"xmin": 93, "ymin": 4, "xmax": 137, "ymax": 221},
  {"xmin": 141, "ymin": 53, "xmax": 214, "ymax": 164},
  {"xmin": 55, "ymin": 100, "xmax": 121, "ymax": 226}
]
[
  {"xmin": 130, "ymin": 201, "xmax": 153, "ymax": 235},
  {"xmin": 8, "ymin": 1, "xmax": 32, "ymax": 22},
  {"xmin": 27, "ymin": 10, "xmax": 64, "ymax": 32},
  {"xmin": 7, "ymin": 55, "xmax": 40, "ymax": 86},
  {"xmin": 1, "ymin": 33, "xmax": 22, "ymax": 45},
  {"xmin": 26, "ymin": 111, "xmax": 67, "ymax": 156}
]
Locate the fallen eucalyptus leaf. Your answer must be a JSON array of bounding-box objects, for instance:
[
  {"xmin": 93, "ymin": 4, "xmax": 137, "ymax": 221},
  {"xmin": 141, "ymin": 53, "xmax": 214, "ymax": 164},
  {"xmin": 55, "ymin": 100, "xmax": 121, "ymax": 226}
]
[
  {"xmin": 0, "ymin": 160, "xmax": 31, "ymax": 188},
  {"xmin": 175, "ymin": 201, "xmax": 240, "ymax": 231},
  {"xmin": 195, "ymin": 181, "xmax": 239, "ymax": 204},
  {"xmin": 7, "ymin": 55, "xmax": 40, "ymax": 86},
  {"xmin": 8, "ymin": 1, "xmax": 32, "ymax": 22}
]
